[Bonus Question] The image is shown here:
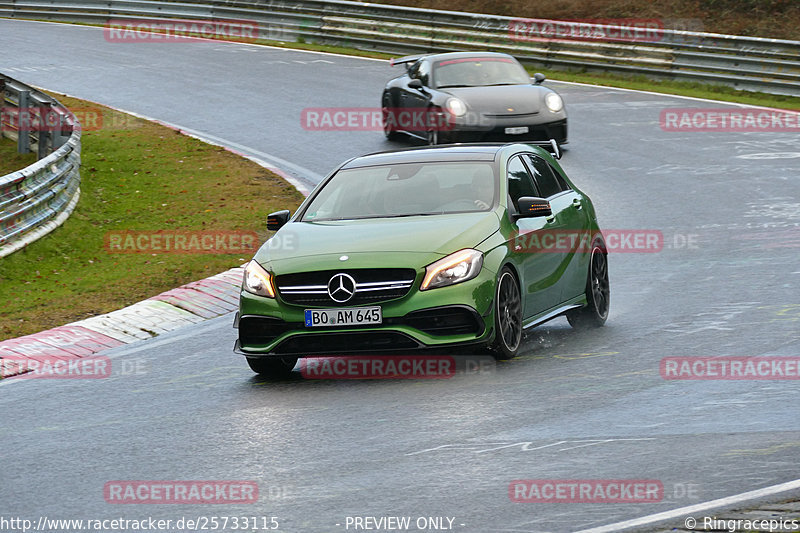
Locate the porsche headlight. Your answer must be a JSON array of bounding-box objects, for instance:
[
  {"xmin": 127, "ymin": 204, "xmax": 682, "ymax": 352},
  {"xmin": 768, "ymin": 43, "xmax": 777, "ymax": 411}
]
[
  {"xmin": 421, "ymin": 249, "xmax": 483, "ymax": 290},
  {"xmin": 445, "ymin": 97, "xmax": 467, "ymax": 117},
  {"xmin": 545, "ymin": 92, "xmax": 564, "ymax": 113},
  {"xmin": 243, "ymin": 260, "xmax": 275, "ymax": 298}
]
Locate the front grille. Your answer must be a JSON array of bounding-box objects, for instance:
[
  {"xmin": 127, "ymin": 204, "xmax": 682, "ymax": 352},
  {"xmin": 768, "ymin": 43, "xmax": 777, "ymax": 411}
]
[
  {"xmin": 276, "ymin": 269, "xmax": 416, "ymax": 307},
  {"xmin": 484, "ymin": 111, "xmax": 540, "ymax": 118},
  {"xmin": 274, "ymin": 331, "xmax": 421, "ymax": 355}
]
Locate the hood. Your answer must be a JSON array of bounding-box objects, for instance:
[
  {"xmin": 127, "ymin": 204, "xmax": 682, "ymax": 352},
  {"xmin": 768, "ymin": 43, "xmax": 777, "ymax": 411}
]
[
  {"xmin": 444, "ymin": 85, "xmax": 544, "ymax": 115},
  {"xmin": 255, "ymin": 211, "xmax": 500, "ymax": 272}
]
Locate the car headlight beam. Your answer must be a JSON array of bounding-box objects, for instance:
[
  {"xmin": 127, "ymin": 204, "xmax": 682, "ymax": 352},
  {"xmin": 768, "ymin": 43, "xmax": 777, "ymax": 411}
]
[
  {"xmin": 545, "ymin": 92, "xmax": 563, "ymax": 113},
  {"xmin": 445, "ymin": 97, "xmax": 467, "ymax": 117},
  {"xmin": 421, "ymin": 249, "xmax": 483, "ymax": 291},
  {"xmin": 243, "ymin": 260, "xmax": 275, "ymax": 298}
]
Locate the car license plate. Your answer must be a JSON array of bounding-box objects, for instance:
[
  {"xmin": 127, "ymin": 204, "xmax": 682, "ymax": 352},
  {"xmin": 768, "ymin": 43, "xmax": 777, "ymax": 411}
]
[
  {"xmin": 305, "ymin": 307, "xmax": 382, "ymax": 327},
  {"xmin": 505, "ymin": 126, "xmax": 529, "ymax": 135}
]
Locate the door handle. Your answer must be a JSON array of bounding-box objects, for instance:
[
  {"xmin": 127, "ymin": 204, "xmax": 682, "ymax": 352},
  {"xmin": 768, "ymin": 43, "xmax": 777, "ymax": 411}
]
[
  {"xmin": 546, "ymin": 214, "xmax": 556, "ymax": 223},
  {"xmin": 572, "ymin": 198, "xmax": 582, "ymax": 209}
]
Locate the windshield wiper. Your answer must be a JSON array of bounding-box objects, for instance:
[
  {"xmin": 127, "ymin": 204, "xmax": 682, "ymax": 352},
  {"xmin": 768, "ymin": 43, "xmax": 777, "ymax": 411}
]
[
  {"xmin": 436, "ymin": 84, "xmax": 477, "ymax": 89},
  {"xmin": 306, "ymin": 213, "xmax": 438, "ymax": 222},
  {"xmin": 381, "ymin": 213, "xmax": 437, "ymax": 218}
]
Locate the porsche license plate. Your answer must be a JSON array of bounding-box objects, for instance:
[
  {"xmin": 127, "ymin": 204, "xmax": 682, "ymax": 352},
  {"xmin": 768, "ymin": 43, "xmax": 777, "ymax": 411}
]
[
  {"xmin": 305, "ymin": 307, "xmax": 382, "ymax": 327},
  {"xmin": 505, "ymin": 126, "xmax": 529, "ymax": 135}
]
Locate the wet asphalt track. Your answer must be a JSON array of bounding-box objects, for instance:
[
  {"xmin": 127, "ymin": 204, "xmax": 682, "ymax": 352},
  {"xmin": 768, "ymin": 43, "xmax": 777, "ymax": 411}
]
[{"xmin": 1, "ymin": 19, "xmax": 799, "ymax": 533}]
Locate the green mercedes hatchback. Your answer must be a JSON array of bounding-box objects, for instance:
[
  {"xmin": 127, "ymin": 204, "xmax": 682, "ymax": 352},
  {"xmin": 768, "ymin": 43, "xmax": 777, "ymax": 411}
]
[{"xmin": 235, "ymin": 142, "xmax": 609, "ymax": 376}]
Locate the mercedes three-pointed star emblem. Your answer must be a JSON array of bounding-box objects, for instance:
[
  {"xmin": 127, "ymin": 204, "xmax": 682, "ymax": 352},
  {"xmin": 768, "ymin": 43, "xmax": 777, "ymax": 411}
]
[{"xmin": 327, "ymin": 273, "xmax": 356, "ymax": 303}]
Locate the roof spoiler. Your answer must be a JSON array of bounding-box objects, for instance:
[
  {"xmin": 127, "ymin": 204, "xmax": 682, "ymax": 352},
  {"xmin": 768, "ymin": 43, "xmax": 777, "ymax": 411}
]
[
  {"xmin": 528, "ymin": 139, "xmax": 562, "ymax": 160},
  {"xmin": 389, "ymin": 54, "xmax": 424, "ymax": 68}
]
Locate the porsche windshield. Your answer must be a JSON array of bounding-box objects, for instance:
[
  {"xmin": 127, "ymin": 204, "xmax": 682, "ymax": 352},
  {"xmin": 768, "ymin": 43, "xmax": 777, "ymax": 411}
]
[
  {"xmin": 300, "ymin": 162, "xmax": 497, "ymax": 221},
  {"xmin": 433, "ymin": 57, "xmax": 531, "ymax": 88}
]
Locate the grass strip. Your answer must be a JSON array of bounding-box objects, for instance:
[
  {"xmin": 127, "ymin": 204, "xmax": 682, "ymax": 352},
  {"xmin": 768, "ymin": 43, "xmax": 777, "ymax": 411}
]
[{"xmin": 0, "ymin": 136, "xmax": 37, "ymax": 175}]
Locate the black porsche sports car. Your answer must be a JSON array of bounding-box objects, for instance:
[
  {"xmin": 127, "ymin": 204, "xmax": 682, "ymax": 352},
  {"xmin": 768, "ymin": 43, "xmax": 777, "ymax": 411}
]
[{"xmin": 382, "ymin": 51, "xmax": 568, "ymax": 145}]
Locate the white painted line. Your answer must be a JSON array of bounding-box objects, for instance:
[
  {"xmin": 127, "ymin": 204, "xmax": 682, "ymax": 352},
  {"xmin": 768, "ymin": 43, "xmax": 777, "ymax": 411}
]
[
  {"xmin": 546, "ymin": 79, "xmax": 800, "ymax": 111},
  {"xmin": 574, "ymin": 478, "xmax": 800, "ymax": 533}
]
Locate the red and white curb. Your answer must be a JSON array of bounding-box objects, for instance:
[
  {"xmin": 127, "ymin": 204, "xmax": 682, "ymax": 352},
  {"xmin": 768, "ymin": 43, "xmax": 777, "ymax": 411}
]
[{"xmin": 0, "ymin": 266, "xmax": 244, "ymax": 379}]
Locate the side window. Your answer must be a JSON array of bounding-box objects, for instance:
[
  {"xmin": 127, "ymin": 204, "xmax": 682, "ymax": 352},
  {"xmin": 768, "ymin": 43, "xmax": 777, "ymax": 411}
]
[
  {"xmin": 507, "ymin": 156, "xmax": 539, "ymax": 210},
  {"xmin": 524, "ymin": 154, "xmax": 566, "ymax": 198},
  {"xmin": 416, "ymin": 60, "xmax": 431, "ymax": 86},
  {"xmin": 550, "ymin": 164, "xmax": 570, "ymax": 191}
]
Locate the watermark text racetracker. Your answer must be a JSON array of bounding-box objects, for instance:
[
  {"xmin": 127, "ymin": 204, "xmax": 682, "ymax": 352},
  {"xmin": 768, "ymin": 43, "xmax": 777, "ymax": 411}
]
[
  {"xmin": 104, "ymin": 481, "xmax": 258, "ymax": 504},
  {"xmin": 661, "ymin": 356, "xmax": 800, "ymax": 380},
  {"xmin": 104, "ymin": 230, "xmax": 261, "ymax": 255},
  {"xmin": 104, "ymin": 18, "xmax": 261, "ymax": 43},
  {"xmin": 508, "ymin": 18, "xmax": 668, "ymax": 43},
  {"xmin": 299, "ymin": 355, "xmax": 496, "ymax": 380},
  {"xmin": 0, "ymin": 356, "xmax": 111, "ymax": 379},
  {"xmin": 512, "ymin": 229, "xmax": 700, "ymax": 252},
  {"xmin": 660, "ymin": 108, "xmax": 800, "ymax": 132},
  {"xmin": 0, "ymin": 516, "xmax": 281, "ymax": 532},
  {"xmin": 301, "ymin": 107, "xmax": 492, "ymax": 131},
  {"xmin": 509, "ymin": 479, "xmax": 664, "ymax": 502},
  {"xmin": 1, "ymin": 107, "xmax": 137, "ymax": 132}
]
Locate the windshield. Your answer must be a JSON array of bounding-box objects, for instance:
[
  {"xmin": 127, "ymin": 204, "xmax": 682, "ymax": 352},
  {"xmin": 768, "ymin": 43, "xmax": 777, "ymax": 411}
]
[
  {"xmin": 300, "ymin": 162, "xmax": 497, "ymax": 221},
  {"xmin": 433, "ymin": 56, "xmax": 531, "ymax": 88}
]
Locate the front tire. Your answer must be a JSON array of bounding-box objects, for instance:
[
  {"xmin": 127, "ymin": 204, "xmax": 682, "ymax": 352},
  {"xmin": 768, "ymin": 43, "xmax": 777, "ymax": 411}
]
[
  {"xmin": 489, "ymin": 268, "xmax": 522, "ymax": 360},
  {"xmin": 426, "ymin": 126, "xmax": 439, "ymax": 145},
  {"xmin": 246, "ymin": 356, "xmax": 298, "ymax": 378},
  {"xmin": 567, "ymin": 243, "xmax": 610, "ymax": 329},
  {"xmin": 382, "ymin": 94, "xmax": 401, "ymax": 141}
]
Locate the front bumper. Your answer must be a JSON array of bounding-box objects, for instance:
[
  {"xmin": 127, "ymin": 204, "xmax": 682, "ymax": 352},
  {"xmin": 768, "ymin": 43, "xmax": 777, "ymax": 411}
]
[
  {"xmin": 445, "ymin": 117, "xmax": 568, "ymax": 144},
  {"xmin": 236, "ymin": 274, "xmax": 496, "ymax": 357}
]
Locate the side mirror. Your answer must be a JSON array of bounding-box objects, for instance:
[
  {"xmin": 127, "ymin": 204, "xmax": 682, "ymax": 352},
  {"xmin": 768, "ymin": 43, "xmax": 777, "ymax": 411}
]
[
  {"xmin": 408, "ymin": 78, "xmax": 424, "ymax": 90},
  {"xmin": 267, "ymin": 210, "xmax": 290, "ymax": 231},
  {"xmin": 532, "ymin": 73, "xmax": 546, "ymax": 85},
  {"xmin": 516, "ymin": 197, "xmax": 552, "ymax": 218}
]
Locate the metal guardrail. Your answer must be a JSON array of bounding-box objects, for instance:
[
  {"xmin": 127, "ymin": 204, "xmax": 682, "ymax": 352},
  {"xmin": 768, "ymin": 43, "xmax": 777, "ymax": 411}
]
[
  {"xmin": 1, "ymin": 0, "xmax": 799, "ymax": 96},
  {"xmin": 0, "ymin": 73, "xmax": 81, "ymax": 257}
]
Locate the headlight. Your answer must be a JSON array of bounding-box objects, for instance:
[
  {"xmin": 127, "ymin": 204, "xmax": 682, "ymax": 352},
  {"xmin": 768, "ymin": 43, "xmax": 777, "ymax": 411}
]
[
  {"xmin": 545, "ymin": 92, "xmax": 564, "ymax": 113},
  {"xmin": 421, "ymin": 249, "xmax": 483, "ymax": 291},
  {"xmin": 445, "ymin": 97, "xmax": 467, "ymax": 117},
  {"xmin": 243, "ymin": 260, "xmax": 275, "ymax": 298}
]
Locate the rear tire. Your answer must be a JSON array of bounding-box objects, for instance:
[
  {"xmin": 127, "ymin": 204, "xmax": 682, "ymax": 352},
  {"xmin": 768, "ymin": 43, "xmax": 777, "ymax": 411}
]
[
  {"xmin": 246, "ymin": 356, "xmax": 298, "ymax": 378},
  {"xmin": 489, "ymin": 268, "xmax": 522, "ymax": 360},
  {"xmin": 566, "ymin": 242, "xmax": 610, "ymax": 329}
]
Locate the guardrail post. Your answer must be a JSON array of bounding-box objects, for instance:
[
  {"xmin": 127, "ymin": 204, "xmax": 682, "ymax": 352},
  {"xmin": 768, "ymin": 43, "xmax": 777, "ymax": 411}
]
[
  {"xmin": 54, "ymin": 113, "xmax": 68, "ymax": 147},
  {"xmin": 17, "ymin": 89, "xmax": 30, "ymax": 154},
  {"xmin": 0, "ymin": 79, "xmax": 6, "ymax": 143},
  {"xmin": 37, "ymin": 101, "xmax": 53, "ymax": 159}
]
